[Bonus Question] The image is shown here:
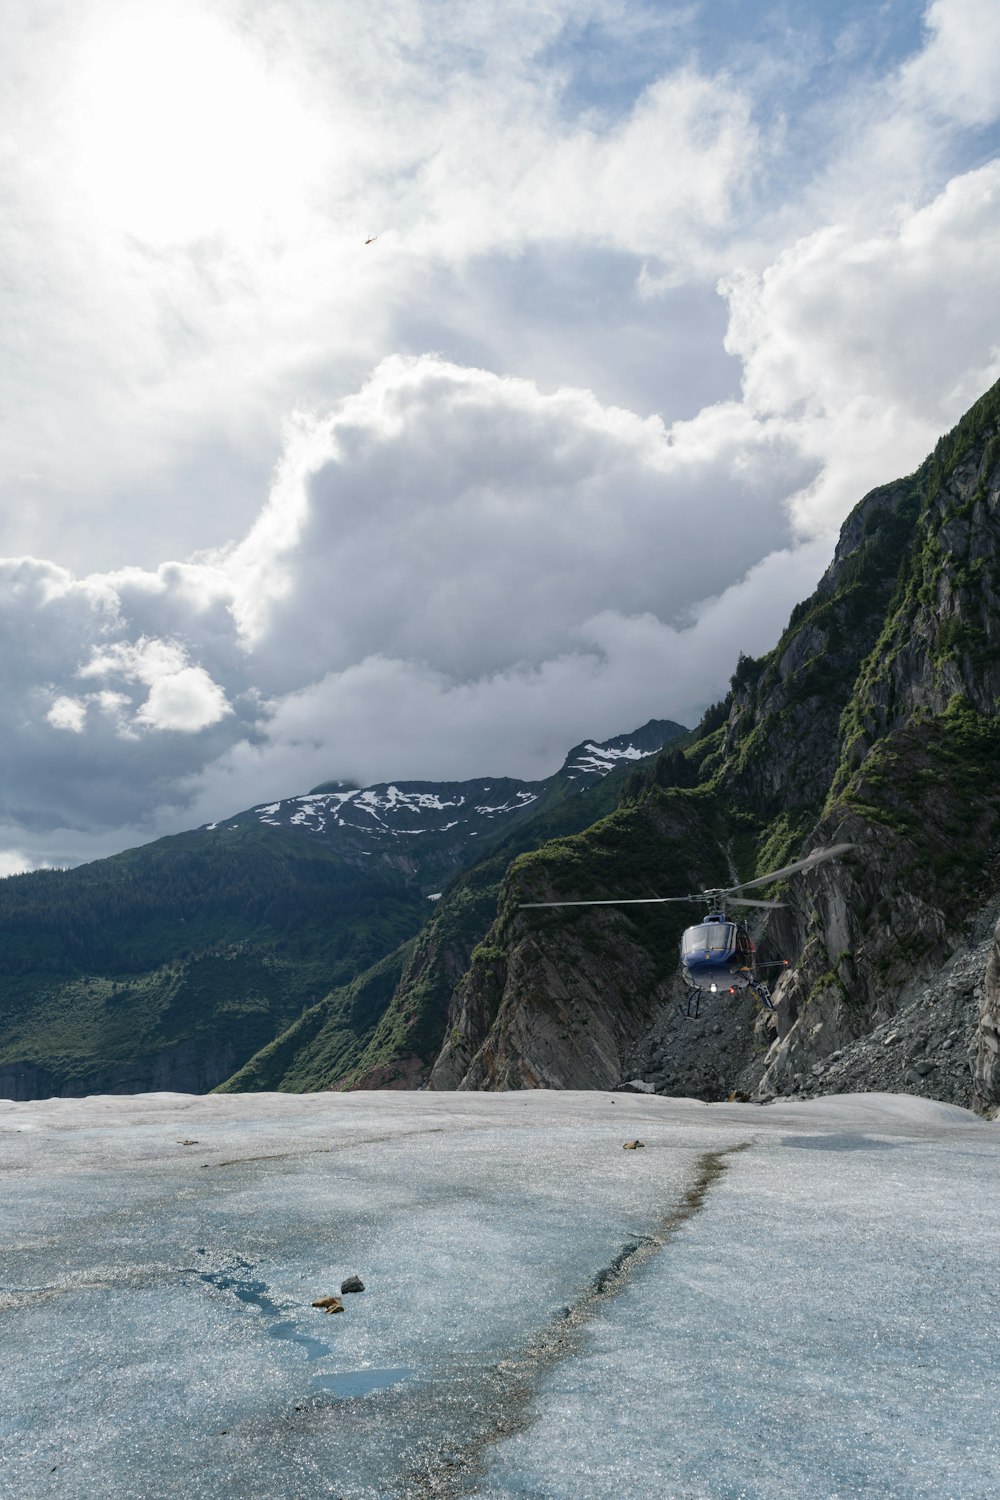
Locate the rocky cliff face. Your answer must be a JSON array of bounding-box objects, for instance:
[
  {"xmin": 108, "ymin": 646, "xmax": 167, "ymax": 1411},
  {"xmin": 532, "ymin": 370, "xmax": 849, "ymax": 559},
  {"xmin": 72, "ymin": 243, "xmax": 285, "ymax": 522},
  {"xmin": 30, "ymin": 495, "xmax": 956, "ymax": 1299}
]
[
  {"xmin": 432, "ymin": 916, "xmax": 664, "ymax": 1091},
  {"xmin": 975, "ymin": 919, "xmax": 1000, "ymax": 1108},
  {"xmin": 625, "ymin": 901, "xmax": 990, "ymax": 1111},
  {"xmin": 430, "ymin": 378, "xmax": 1000, "ymax": 1115},
  {"xmin": 429, "ymin": 788, "xmax": 726, "ymax": 1090},
  {"xmin": 720, "ymin": 472, "xmax": 923, "ymax": 820},
  {"xmin": 743, "ymin": 386, "xmax": 1000, "ymax": 1108},
  {"xmin": 842, "ymin": 416, "xmax": 1000, "ymax": 762}
]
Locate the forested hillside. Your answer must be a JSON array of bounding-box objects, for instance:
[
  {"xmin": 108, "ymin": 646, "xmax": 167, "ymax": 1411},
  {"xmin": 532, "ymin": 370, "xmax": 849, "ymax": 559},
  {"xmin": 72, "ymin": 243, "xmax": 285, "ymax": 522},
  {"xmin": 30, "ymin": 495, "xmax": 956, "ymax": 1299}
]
[{"xmin": 0, "ymin": 723, "xmax": 681, "ymax": 1097}]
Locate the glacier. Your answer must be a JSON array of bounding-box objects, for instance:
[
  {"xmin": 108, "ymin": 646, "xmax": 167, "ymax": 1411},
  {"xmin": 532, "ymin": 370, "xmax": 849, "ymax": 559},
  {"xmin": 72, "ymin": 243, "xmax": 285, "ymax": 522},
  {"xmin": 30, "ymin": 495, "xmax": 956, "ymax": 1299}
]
[{"xmin": 1, "ymin": 1091, "xmax": 996, "ymax": 1498}]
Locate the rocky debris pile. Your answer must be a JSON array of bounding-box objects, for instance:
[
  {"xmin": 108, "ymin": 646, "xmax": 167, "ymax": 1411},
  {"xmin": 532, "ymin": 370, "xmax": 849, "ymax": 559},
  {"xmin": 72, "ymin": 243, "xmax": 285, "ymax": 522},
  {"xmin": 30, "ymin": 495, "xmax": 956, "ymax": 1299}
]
[
  {"xmin": 975, "ymin": 919, "xmax": 1000, "ymax": 1110},
  {"xmin": 619, "ymin": 982, "xmax": 758, "ymax": 1103},
  {"xmin": 767, "ymin": 944, "xmax": 985, "ymax": 1108}
]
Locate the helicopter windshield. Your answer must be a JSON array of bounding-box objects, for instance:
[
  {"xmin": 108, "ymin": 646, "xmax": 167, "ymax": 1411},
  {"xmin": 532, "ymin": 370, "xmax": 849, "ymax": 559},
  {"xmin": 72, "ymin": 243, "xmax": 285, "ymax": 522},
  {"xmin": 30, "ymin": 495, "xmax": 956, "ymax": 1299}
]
[{"xmin": 682, "ymin": 922, "xmax": 735, "ymax": 955}]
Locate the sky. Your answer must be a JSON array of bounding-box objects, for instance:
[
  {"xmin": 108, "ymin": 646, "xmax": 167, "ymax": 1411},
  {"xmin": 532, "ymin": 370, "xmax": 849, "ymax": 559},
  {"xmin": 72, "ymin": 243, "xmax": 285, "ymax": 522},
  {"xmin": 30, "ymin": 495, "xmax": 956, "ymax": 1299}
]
[{"xmin": 3, "ymin": 0, "xmax": 1000, "ymax": 871}]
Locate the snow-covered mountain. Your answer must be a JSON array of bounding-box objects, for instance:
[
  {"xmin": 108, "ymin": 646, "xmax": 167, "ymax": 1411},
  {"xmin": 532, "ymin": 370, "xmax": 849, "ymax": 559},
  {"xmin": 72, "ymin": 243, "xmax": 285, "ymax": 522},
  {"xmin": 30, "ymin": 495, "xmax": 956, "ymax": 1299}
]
[
  {"xmin": 563, "ymin": 719, "xmax": 677, "ymax": 779},
  {"xmin": 211, "ymin": 778, "xmax": 544, "ymax": 845},
  {"xmin": 203, "ymin": 719, "xmax": 683, "ymax": 881}
]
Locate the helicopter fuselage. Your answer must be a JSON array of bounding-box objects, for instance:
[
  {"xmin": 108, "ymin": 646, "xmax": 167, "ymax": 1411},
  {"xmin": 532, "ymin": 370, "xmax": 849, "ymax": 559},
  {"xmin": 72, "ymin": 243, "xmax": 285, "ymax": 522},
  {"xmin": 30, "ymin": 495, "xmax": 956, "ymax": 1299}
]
[{"xmin": 680, "ymin": 914, "xmax": 756, "ymax": 994}]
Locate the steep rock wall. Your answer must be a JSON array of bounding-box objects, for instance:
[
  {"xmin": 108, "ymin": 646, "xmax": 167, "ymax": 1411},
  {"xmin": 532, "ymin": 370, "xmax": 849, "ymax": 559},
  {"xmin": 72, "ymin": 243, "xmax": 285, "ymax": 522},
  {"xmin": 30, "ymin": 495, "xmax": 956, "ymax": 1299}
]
[
  {"xmin": 842, "ymin": 394, "xmax": 1000, "ymax": 768},
  {"xmin": 430, "ymin": 792, "xmax": 728, "ymax": 1090},
  {"xmin": 975, "ymin": 917, "xmax": 1000, "ymax": 1111},
  {"xmin": 750, "ymin": 405, "xmax": 1000, "ymax": 1099},
  {"xmin": 428, "ymin": 378, "xmax": 1000, "ymax": 1111},
  {"xmin": 435, "ymin": 915, "xmax": 668, "ymax": 1091}
]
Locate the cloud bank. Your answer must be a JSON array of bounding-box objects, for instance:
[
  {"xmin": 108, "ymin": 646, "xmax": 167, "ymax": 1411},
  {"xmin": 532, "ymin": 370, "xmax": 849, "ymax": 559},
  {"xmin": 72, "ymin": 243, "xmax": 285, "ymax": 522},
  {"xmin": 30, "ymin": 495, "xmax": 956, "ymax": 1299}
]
[{"xmin": 3, "ymin": 0, "xmax": 1000, "ymax": 868}]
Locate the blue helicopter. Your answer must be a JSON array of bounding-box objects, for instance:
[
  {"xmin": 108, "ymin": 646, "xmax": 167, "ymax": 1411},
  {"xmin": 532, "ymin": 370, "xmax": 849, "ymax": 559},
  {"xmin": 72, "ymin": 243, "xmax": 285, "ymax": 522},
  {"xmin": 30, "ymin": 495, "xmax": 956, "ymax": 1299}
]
[{"xmin": 521, "ymin": 843, "xmax": 853, "ymax": 1018}]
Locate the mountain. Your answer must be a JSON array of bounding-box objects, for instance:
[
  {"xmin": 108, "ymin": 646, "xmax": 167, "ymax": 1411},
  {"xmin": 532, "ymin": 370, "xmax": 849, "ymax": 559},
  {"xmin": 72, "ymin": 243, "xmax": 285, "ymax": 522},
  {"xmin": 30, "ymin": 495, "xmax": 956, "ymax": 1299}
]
[
  {"xmin": 11, "ymin": 377, "xmax": 1000, "ymax": 1113},
  {"xmin": 216, "ymin": 720, "xmax": 683, "ymax": 1094},
  {"xmin": 0, "ymin": 721, "xmax": 683, "ymax": 1099},
  {"xmin": 423, "ymin": 377, "xmax": 1000, "ymax": 1114},
  {"xmin": 206, "ymin": 715, "xmax": 678, "ymax": 890}
]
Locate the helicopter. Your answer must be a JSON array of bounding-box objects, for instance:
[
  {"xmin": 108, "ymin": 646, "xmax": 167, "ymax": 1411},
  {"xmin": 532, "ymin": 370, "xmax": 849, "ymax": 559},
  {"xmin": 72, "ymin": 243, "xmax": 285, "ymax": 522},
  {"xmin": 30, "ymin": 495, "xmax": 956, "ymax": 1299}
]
[{"xmin": 521, "ymin": 843, "xmax": 853, "ymax": 1018}]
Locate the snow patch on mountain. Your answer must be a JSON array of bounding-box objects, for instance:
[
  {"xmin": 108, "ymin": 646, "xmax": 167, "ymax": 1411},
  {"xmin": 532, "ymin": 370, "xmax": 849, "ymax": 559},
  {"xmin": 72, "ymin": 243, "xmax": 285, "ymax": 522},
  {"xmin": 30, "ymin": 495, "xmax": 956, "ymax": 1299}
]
[
  {"xmin": 475, "ymin": 793, "xmax": 539, "ymax": 816},
  {"xmin": 199, "ymin": 721, "xmax": 683, "ymax": 870},
  {"xmin": 569, "ymin": 741, "xmax": 653, "ymax": 776}
]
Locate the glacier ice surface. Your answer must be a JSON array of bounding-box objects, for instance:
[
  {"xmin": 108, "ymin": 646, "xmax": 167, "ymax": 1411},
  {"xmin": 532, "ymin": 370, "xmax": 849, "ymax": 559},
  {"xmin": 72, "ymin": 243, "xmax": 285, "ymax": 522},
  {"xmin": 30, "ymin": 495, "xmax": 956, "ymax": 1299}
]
[{"xmin": 1, "ymin": 1090, "xmax": 996, "ymax": 1499}]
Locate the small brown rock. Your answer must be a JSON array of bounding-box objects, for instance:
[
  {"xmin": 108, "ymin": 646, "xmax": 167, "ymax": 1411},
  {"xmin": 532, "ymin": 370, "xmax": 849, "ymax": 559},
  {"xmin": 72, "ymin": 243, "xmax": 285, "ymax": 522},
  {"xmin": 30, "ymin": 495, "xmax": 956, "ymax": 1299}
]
[
  {"xmin": 312, "ymin": 1295, "xmax": 344, "ymax": 1314},
  {"xmin": 623, "ymin": 1139, "xmax": 645, "ymax": 1150}
]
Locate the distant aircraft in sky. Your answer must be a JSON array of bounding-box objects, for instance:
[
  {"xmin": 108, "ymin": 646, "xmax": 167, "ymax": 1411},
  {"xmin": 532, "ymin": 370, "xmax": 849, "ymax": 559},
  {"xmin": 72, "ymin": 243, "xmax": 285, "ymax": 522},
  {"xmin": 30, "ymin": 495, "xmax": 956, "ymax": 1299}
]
[{"xmin": 365, "ymin": 235, "xmax": 379, "ymax": 244}]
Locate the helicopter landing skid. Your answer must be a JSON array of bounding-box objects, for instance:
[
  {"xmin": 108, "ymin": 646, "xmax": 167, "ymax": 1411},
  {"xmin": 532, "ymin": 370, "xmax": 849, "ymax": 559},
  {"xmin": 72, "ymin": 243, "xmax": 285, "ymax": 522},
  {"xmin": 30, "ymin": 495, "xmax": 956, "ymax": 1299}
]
[
  {"xmin": 677, "ymin": 989, "xmax": 702, "ymax": 1020},
  {"xmin": 677, "ymin": 981, "xmax": 775, "ymax": 1019},
  {"xmin": 749, "ymin": 979, "xmax": 775, "ymax": 1011}
]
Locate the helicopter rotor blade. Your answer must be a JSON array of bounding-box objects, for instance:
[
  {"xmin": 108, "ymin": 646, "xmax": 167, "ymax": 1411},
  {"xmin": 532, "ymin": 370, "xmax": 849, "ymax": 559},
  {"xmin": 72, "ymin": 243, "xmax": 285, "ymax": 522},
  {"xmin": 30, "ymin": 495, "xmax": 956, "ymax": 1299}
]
[
  {"xmin": 719, "ymin": 842, "xmax": 855, "ymax": 895},
  {"xmin": 520, "ymin": 895, "xmax": 697, "ymax": 909},
  {"xmin": 521, "ymin": 843, "xmax": 853, "ymax": 912},
  {"xmin": 727, "ymin": 897, "xmax": 786, "ymax": 909}
]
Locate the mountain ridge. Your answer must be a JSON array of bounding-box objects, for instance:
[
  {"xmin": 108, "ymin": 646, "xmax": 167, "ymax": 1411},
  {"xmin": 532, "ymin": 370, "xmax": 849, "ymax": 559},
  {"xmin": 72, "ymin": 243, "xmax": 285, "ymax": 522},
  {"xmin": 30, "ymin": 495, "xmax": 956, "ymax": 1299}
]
[
  {"xmin": 0, "ymin": 720, "xmax": 684, "ymax": 1099},
  {"xmin": 200, "ymin": 716, "xmax": 680, "ymax": 888}
]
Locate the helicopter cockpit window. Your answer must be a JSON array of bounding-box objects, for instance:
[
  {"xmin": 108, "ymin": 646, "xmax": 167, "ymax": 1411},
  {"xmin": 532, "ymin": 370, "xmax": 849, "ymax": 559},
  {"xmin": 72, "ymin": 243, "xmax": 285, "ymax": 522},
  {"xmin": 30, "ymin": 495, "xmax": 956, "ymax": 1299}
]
[{"xmin": 682, "ymin": 922, "xmax": 735, "ymax": 954}]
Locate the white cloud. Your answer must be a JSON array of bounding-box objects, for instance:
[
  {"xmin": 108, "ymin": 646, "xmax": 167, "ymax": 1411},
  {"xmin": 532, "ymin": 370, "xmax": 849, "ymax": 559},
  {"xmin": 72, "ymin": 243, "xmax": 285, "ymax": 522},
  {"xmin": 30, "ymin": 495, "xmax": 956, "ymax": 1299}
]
[
  {"xmin": 134, "ymin": 666, "xmax": 233, "ymax": 734},
  {"xmin": 723, "ymin": 161, "xmax": 1000, "ymax": 537},
  {"xmin": 0, "ymin": 0, "xmax": 756, "ymax": 573},
  {"xmin": 69, "ymin": 3, "xmax": 324, "ymax": 246},
  {"xmin": 79, "ymin": 635, "xmax": 232, "ymax": 734},
  {"xmin": 45, "ymin": 687, "xmax": 140, "ymax": 736},
  {"xmin": 47, "ymin": 696, "xmax": 88, "ymax": 733},
  {"xmin": 225, "ymin": 354, "xmax": 812, "ymax": 681},
  {"xmin": 402, "ymin": 66, "xmax": 757, "ymax": 266},
  {"xmin": 79, "ymin": 636, "xmax": 190, "ymax": 685},
  {"xmin": 898, "ymin": 0, "xmax": 1000, "ymax": 127},
  {"xmin": 0, "ymin": 849, "xmax": 38, "ymax": 878}
]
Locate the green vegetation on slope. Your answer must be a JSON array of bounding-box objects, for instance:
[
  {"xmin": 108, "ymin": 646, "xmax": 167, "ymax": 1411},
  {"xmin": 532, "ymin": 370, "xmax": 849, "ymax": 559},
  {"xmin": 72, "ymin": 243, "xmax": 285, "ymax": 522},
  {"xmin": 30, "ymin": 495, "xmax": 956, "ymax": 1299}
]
[
  {"xmin": 837, "ymin": 695, "xmax": 1000, "ymax": 893},
  {"xmin": 508, "ymin": 785, "xmax": 731, "ymax": 974},
  {"xmin": 216, "ymin": 943, "xmax": 415, "ymax": 1094},
  {"xmin": 0, "ymin": 822, "xmax": 428, "ymax": 1094}
]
